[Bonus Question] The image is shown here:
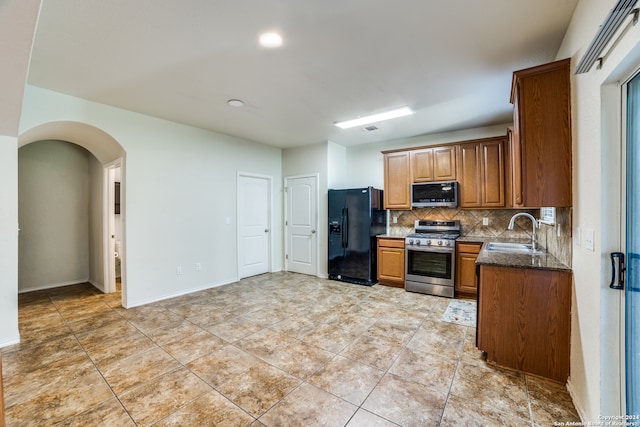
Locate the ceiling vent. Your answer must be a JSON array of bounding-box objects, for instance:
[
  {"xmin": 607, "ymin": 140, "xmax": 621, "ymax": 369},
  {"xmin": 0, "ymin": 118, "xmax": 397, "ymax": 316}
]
[
  {"xmin": 363, "ymin": 125, "xmax": 379, "ymax": 132},
  {"xmin": 576, "ymin": 0, "xmax": 639, "ymax": 74}
]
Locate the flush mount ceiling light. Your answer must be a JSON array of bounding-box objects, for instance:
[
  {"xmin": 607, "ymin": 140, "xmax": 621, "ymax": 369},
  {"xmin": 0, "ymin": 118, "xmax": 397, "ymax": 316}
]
[
  {"xmin": 334, "ymin": 106, "xmax": 414, "ymax": 129},
  {"xmin": 227, "ymin": 99, "xmax": 245, "ymax": 107},
  {"xmin": 259, "ymin": 32, "xmax": 283, "ymax": 48}
]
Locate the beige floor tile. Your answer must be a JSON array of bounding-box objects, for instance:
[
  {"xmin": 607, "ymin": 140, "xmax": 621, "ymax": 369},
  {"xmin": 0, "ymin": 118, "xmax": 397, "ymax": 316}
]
[
  {"xmin": 152, "ymin": 390, "xmax": 255, "ymax": 427},
  {"xmin": 346, "ymin": 409, "xmax": 401, "ymax": 427},
  {"xmin": 187, "ymin": 344, "xmax": 262, "ymax": 388},
  {"xmin": 363, "ymin": 319, "xmax": 418, "ymax": 346},
  {"xmin": 460, "ymin": 327, "xmax": 486, "ymax": 366},
  {"xmin": 441, "ymin": 393, "xmax": 529, "ymax": 426},
  {"xmin": 389, "ymin": 347, "xmax": 457, "ymax": 393},
  {"xmin": 127, "ymin": 309, "xmax": 185, "ymax": 333},
  {"xmin": 75, "ymin": 317, "xmax": 139, "ymax": 349},
  {"xmin": 3, "ymin": 352, "xmax": 95, "ymax": 407},
  {"xmin": 406, "ymin": 318, "xmax": 467, "ymax": 359},
  {"xmin": 362, "ymin": 373, "xmax": 448, "ymax": 426},
  {"xmin": 269, "ymin": 316, "xmax": 319, "ymax": 338},
  {"xmin": 235, "ymin": 328, "xmax": 298, "ymax": 361},
  {"xmin": 54, "ymin": 397, "xmax": 136, "ymax": 427},
  {"xmin": 81, "ymin": 328, "xmax": 156, "ymax": 365},
  {"xmin": 2, "ymin": 335, "xmax": 86, "ymax": 379},
  {"xmin": 340, "ymin": 335, "xmax": 404, "ymax": 371},
  {"xmin": 161, "ymin": 329, "xmax": 225, "ymax": 364},
  {"xmin": 308, "ymin": 355, "xmax": 384, "ymax": 405},
  {"xmin": 99, "ymin": 346, "xmax": 181, "ymax": 395},
  {"xmin": 144, "ymin": 320, "xmax": 206, "ymax": 345},
  {"xmin": 302, "ymin": 323, "xmax": 361, "ymax": 353},
  {"xmin": 217, "ymin": 361, "xmax": 301, "ymax": 417},
  {"xmin": 119, "ymin": 367, "xmax": 212, "ymax": 426},
  {"xmin": 450, "ymin": 361, "xmax": 530, "ymax": 421},
  {"xmin": 527, "ymin": 374, "xmax": 581, "ymax": 425},
  {"xmin": 5, "ymin": 368, "xmax": 113, "ymax": 427},
  {"xmin": 266, "ymin": 340, "xmax": 334, "ymax": 379},
  {"xmin": 205, "ymin": 317, "xmax": 265, "ymax": 342},
  {"xmin": 66, "ymin": 310, "xmax": 125, "ymax": 334},
  {"xmin": 259, "ymin": 383, "xmax": 357, "ymax": 426}
]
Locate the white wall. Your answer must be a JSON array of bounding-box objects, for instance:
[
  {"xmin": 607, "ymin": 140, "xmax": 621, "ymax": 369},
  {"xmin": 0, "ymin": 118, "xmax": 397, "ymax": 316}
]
[
  {"xmin": 0, "ymin": 135, "xmax": 20, "ymax": 347},
  {"xmin": 18, "ymin": 140, "xmax": 91, "ymax": 291},
  {"xmin": 556, "ymin": 0, "xmax": 640, "ymax": 420},
  {"xmin": 327, "ymin": 141, "xmax": 347, "ymax": 189},
  {"xmin": 19, "ymin": 85, "xmax": 283, "ymax": 308}
]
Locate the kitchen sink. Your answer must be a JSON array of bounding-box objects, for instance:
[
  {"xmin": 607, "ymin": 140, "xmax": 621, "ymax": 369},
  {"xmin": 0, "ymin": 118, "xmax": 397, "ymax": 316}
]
[{"xmin": 486, "ymin": 242, "xmax": 545, "ymax": 255}]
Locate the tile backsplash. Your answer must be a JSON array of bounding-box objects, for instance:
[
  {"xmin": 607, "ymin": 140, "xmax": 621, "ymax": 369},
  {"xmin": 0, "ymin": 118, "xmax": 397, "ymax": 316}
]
[{"xmin": 387, "ymin": 207, "xmax": 572, "ymax": 267}]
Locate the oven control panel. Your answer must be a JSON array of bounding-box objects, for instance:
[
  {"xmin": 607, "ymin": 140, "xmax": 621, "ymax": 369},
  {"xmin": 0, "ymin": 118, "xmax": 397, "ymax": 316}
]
[{"xmin": 405, "ymin": 238, "xmax": 453, "ymax": 247}]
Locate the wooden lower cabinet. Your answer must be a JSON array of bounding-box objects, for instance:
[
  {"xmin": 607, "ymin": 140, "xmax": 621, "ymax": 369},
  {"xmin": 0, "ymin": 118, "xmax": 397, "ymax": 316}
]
[
  {"xmin": 477, "ymin": 265, "xmax": 572, "ymax": 382},
  {"xmin": 377, "ymin": 237, "xmax": 405, "ymax": 288},
  {"xmin": 455, "ymin": 242, "xmax": 482, "ymax": 297}
]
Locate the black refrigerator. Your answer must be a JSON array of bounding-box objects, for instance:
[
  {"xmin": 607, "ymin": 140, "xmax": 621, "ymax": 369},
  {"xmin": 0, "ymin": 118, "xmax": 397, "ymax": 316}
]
[{"xmin": 328, "ymin": 187, "xmax": 386, "ymax": 285}]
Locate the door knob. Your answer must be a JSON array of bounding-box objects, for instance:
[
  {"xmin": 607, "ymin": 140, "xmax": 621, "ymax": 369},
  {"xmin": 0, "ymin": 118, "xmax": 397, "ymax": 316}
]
[
  {"xmin": 265, "ymin": 229, "xmax": 269, "ymax": 233},
  {"xmin": 311, "ymin": 229, "xmax": 316, "ymax": 234}
]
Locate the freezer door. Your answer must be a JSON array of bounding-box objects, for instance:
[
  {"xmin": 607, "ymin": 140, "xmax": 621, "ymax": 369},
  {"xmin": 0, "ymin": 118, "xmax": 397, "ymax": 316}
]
[{"xmin": 328, "ymin": 190, "xmax": 347, "ymax": 276}]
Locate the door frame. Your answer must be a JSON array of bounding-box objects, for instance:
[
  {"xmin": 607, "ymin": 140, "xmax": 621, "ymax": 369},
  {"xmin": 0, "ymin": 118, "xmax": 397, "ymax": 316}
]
[
  {"xmin": 236, "ymin": 172, "xmax": 273, "ymax": 279},
  {"xmin": 103, "ymin": 158, "xmax": 124, "ymax": 296},
  {"xmin": 283, "ymin": 173, "xmax": 319, "ymax": 276}
]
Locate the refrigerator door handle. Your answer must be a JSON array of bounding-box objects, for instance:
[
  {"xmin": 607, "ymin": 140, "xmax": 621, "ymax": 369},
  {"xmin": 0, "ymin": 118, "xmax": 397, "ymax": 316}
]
[{"xmin": 342, "ymin": 208, "xmax": 349, "ymax": 248}]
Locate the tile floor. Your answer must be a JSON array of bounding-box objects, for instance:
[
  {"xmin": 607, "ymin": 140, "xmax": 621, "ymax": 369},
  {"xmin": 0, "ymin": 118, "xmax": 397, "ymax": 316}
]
[{"xmin": 1, "ymin": 272, "xmax": 581, "ymax": 426}]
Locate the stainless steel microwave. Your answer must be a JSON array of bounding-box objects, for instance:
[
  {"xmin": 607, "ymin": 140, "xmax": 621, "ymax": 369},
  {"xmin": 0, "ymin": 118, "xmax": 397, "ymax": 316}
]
[{"xmin": 411, "ymin": 181, "xmax": 458, "ymax": 208}]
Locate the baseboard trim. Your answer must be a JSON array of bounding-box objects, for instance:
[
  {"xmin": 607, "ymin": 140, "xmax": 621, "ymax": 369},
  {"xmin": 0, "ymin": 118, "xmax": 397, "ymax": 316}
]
[
  {"xmin": 0, "ymin": 335, "xmax": 20, "ymax": 349},
  {"xmin": 124, "ymin": 278, "xmax": 238, "ymax": 309},
  {"xmin": 88, "ymin": 280, "xmax": 105, "ymax": 293},
  {"xmin": 18, "ymin": 278, "xmax": 90, "ymax": 294},
  {"xmin": 566, "ymin": 377, "xmax": 587, "ymax": 422}
]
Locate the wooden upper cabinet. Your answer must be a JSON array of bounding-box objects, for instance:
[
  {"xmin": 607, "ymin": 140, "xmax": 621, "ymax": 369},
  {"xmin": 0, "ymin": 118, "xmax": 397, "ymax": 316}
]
[
  {"xmin": 412, "ymin": 146, "xmax": 456, "ymax": 182},
  {"xmin": 510, "ymin": 58, "xmax": 572, "ymax": 207},
  {"xmin": 457, "ymin": 136, "xmax": 505, "ymax": 208},
  {"xmin": 457, "ymin": 143, "xmax": 481, "ymax": 208},
  {"xmin": 383, "ymin": 151, "xmax": 412, "ymax": 210}
]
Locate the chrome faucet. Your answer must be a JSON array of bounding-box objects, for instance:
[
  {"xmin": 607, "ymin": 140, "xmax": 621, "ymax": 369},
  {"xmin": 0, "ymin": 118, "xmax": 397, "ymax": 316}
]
[{"xmin": 508, "ymin": 212, "xmax": 539, "ymax": 251}]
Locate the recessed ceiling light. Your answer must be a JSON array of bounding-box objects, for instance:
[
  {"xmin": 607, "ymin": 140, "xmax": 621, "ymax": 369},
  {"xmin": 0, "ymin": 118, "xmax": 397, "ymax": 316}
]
[
  {"xmin": 334, "ymin": 106, "xmax": 414, "ymax": 129},
  {"xmin": 227, "ymin": 99, "xmax": 245, "ymax": 107},
  {"xmin": 259, "ymin": 32, "xmax": 283, "ymax": 48}
]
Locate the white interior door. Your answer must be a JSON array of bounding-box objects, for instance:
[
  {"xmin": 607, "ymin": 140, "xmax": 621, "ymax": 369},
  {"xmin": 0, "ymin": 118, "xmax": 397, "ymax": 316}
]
[
  {"xmin": 285, "ymin": 175, "xmax": 317, "ymax": 276},
  {"xmin": 237, "ymin": 173, "xmax": 271, "ymax": 279}
]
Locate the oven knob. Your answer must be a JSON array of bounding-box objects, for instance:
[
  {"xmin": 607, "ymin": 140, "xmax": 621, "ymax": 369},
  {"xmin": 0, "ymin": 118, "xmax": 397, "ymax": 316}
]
[
  {"xmin": 426, "ymin": 239, "xmax": 431, "ymax": 246},
  {"xmin": 416, "ymin": 240, "xmax": 421, "ymax": 246},
  {"xmin": 437, "ymin": 240, "xmax": 443, "ymax": 246},
  {"xmin": 408, "ymin": 239, "xmax": 413, "ymax": 245},
  {"xmin": 443, "ymin": 240, "xmax": 450, "ymax": 246}
]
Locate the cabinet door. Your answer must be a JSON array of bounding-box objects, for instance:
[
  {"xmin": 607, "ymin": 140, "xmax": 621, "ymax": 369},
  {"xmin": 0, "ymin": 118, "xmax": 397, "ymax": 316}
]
[
  {"xmin": 455, "ymin": 252, "xmax": 479, "ymax": 295},
  {"xmin": 457, "ymin": 143, "xmax": 481, "ymax": 208},
  {"xmin": 433, "ymin": 146, "xmax": 457, "ymax": 181},
  {"xmin": 411, "ymin": 149, "xmax": 434, "ymax": 182},
  {"xmin": 377, "ymin": 246, "xmax": 405, "ymax": 287},
  {"xmin": 511, "ymin": 59, "xmax": 571, "ymax": 207},
  {"xmin": 480, "ymin": 139, "xmax": 505, "ymax": 207},
  {"xmin": 383, "ymin": 152, "xmax": 412, "ymax": 209}
]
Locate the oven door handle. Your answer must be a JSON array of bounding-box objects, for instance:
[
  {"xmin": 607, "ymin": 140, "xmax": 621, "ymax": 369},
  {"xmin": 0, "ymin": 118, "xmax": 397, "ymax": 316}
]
[{"xmin": 406, "ymin": 246, "xmax": 454, "ymax": 254}]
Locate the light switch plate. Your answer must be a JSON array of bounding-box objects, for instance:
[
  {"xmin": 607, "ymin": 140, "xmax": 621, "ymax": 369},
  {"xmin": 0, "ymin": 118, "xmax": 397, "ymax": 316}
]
[
  {"xmin": 482, "ymin": 217, "xmax": 489, "ymax": 226},
  {"xmin": 584, "ymin": 228, "xmax": 595, "ymax": 251},
  {"xmin": 573, "ymin": 227, "xmax": 581, "ymax": 247}
]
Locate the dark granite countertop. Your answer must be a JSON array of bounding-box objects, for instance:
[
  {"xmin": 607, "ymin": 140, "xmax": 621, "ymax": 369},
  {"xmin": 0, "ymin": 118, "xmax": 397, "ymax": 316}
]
[
  {"xmin": 474, "ymin": 239, "xmax": 571, "ymax": 272},
  {"xmin": 377, "ymin": 233, "xmax": 406, "ymax": 239}
]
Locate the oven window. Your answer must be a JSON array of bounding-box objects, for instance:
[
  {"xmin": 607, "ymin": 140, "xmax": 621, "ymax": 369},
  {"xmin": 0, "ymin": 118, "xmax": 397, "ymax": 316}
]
[{"xmin": 407, "ymin": 250, "xmax": 452, "ymax": 279}]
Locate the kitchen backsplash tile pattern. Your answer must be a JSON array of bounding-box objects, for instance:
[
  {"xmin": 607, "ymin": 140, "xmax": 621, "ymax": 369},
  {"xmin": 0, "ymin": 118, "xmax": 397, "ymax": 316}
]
[{"xmin": 388, "ymin": 207, "xmax": 572, "ymax": 267}]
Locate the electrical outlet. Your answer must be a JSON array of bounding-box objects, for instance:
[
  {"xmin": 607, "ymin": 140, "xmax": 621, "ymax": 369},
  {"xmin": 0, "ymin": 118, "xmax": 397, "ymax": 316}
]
[
  {"xmin": 393, "ymin": 216, "xmax": 398, "ymax": 224},
  {"xmin": 482, "ymin": 217, "xmax": 489, "ymax": 226},
  {"xmin": 573, "ymin": 227, "xmax": 581, "ymax": 247},
  {"xmin": 176, "ymin": 265, "xmax": 182, "ymax": 275},
  {"xmin": 556, "ymin": 223, "xmax": 561, "ymax": 237},
  {"xmin": 195, "ymin": 262, "xmax": 201, "ymax": 271}
]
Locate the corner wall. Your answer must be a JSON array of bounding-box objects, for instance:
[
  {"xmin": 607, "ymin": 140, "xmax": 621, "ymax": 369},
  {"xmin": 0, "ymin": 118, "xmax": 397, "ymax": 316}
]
[{"xmin": 556, "ymin": 0, "xmax": 640, "ymax": 419}]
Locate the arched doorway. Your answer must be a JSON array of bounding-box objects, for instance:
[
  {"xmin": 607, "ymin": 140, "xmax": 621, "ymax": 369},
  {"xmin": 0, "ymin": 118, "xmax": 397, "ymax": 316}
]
[{"xmin": 18, "ymin": 121, "xmax": 127, "ymax": 302}]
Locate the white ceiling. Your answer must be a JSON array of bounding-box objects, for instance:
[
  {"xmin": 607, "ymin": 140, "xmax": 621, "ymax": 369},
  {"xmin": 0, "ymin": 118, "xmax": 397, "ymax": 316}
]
[{"xmin": 28, "ymin": 0, "xmax": 579, "ymax": 148}]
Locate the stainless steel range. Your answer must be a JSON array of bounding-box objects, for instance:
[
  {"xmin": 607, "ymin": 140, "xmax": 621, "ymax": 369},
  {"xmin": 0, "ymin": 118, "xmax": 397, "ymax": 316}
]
[{"xmin": 405, "ymin": 220, "xmax": 461, "ymax": 298}]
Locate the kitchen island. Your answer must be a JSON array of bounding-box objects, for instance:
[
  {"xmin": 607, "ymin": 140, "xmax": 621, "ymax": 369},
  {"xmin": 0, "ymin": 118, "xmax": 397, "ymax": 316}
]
[{"xmin": 476, "ymin": 241, "xmax": 572, "ymax": 383}]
